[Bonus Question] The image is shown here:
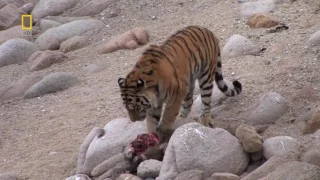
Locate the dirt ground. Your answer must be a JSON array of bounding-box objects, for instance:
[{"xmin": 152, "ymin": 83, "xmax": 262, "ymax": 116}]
[{"xmin": 1, "ymin": 0, "xmax": 320, "ymax": 179}]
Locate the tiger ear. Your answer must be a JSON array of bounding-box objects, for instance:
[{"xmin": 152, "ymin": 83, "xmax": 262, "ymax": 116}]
[{"xmin": 145, "ymin": 90, "xmax": 158, "ymax": 108}]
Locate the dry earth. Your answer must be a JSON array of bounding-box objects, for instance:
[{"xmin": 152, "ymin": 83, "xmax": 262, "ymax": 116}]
[{"xmin": 0, "ymin": 0, "xmax": 320, "ymax": 179}]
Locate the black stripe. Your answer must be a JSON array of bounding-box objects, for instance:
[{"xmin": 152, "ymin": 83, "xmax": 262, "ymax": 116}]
[
  {"xmin": 183, "ymin": 30, "xmax": 202, "ymax": 74},
  {"xmin": 152, "ymin": 114, "xmax": 161, "ymax": 121},
  {"xmin": 201, "ymin": 93, "xmax": 212, "ymax": 98},
  {"xmin": 199, "ymin": 68, "xmax": 209, "ymax": 80},
  {"xmin": 202, "ymin": 84, "xmax": 213, "ymax": 91},
  {"xmin": 200, "ymin": 75, "xmax": 210, "ymax": 89},
  {"xmin": 230, "ymin": 90, "xmax": 235, "ymax": 96},
  {"xmin": 182, "ymin": 103, "xmax": 192, "ymax": 109},
  {"xmin": 215, "ymin": 73, "xmax": 223, "ymax": 81},
  {"xmin": 217, "ymin": 61, "xmax": 222, "ymax": 68},
  {"xmin": 202, "ymin": 101, "xmax": 210, "ymax": 106},
  {"xmin": 189, "ymin": 28, "xmax": 205, "ymax": 67},
  {"xmin": 220, "ymin": 85, "xmax": 228, "ymax": 92},
  {"xmin": 197, "ymin": 28, "xmax": 210, "ymax": 65}
]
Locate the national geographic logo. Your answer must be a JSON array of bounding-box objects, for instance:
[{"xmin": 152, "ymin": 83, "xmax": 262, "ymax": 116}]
[{"xmin": 21, "ymin": 14, "xmax": 32, "ymax": 36}]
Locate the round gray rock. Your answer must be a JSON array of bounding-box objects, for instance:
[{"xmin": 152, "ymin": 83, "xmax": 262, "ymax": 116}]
[
  {"xmin": 71, "ymin": 0, "xmax": 118, "ymax": 17},
  {"xmin": 60, "ymin": 36, "xmax": 89, "ymax": 53},
  {"xmin": 24, "ymin": 72, "xmax": 79, "ymax": 99},
  {"xmin": 0, "ymin": 38, "xmax": 38, "ymax": 67},
  {"xmin": 31, "ymin": 0, "xmax": 79, "ymax": 22},
  {"xmin": 39, "ymin": 19, "xmax": 62, "ymax": 33},
  {"xmin": 221, "ymin": 34, "xmax": 261, "ymax": 59},
  {"xmin": 301, "ymin": 150, "xmax": 320, "ymax": 167},
  {"xmin": 263, "ymin": 136, "xmax": 300, "ymax": 159},
  {"xmin": 157, "ymin": 123, "xmax": 249, "ymax": 179},
  {"xmin": 260, "ymin": 161, "xmax": 320, "ymax": 180},
  {"xmin": 35, "ymin": 19, "xmax": 103, "ymax": 50},
  {"xmin": 137, "ymin": 159, "xmax": 162, "ymax": 179},
  {"xmin": 245, "ymin": 92, "xmax": 288, "ymax": 125}
]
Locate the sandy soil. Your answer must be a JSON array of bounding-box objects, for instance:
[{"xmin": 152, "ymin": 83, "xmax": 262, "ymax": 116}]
[{"xmin": 0, "ymin": 0, "xmax": 320, "ymax": 179}]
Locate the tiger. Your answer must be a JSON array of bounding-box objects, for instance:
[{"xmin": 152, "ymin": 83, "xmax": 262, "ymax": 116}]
[{"xmin": 118, "ymin": 25, "xmax": 242, "ymax": 162}]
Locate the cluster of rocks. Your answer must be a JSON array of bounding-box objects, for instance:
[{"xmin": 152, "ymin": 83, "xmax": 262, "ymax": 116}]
[
  {"xmin": 0, "ymin": 0, "xmax": 150, "ymax": 102},
  {"xmin": 65, "ymin": 111, "xmax": 320, "ymax": 180}
]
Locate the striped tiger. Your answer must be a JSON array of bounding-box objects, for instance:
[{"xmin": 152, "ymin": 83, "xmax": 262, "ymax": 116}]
[{"xmin": 118, "ymin": 25, "xmax": 242, "ymax": 143}]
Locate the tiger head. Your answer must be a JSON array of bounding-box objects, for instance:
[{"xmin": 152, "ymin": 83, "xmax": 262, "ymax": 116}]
[{"xmin": 118, "ymin": 75, "xmax": 158, "ymax": 122}]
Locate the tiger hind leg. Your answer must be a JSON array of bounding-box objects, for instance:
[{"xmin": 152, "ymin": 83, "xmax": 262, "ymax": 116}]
[{"xmin": 197, "ymin": 75, "xmax": 214, "ymax": 127}]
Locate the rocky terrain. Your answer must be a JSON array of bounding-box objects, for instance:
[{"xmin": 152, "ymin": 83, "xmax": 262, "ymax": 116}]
[{"xmin": 1, "ymin": 0, "xmax": 320, "ymax": 180}]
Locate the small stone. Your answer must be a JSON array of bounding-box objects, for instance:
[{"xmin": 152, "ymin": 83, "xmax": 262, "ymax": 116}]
[
  {"xmin": 236, "ymin": 124, "xmax": 263, "ymax": 153},
  {"xmin": 301, "ymin": 150, "xmax": 320, "ymax": 167},
  {"xmin": 174, "ymin": 169, "xmax": 204, "ymax": 180},
  {"xmin": 210, "ymin": 172, "xmax": 240, "ymax": 180},
  {"xmin": 221, "ymin": 34, "xmax": 261, "ymax": 58},
  {"xmin": 308, "ymin": 29, "xmax": 320, "ymax": 47},
  {"xmin": 247, "ymin": 13, "xmax": 279, "ymax": 28},
  {"xmin": 117, "ymin": 174, "xmax": 142, "ymax": 180},
  {"xmin": 137, "ymin": 159, "xmax": 162, "ymax": 179},
  {"xmin": 245, "ymin": 92, "xmax": 288, "ymax": 125},
  {"xmin": 263, "ymin": 136, "xmax": 300, "ymax": 159},
  {"xmin": 303, "ymin": 107, "xmax": 320, "ymax": 134},
  {"xmin": 151, "ymin": 16, "xmax": 157, "ymax": 20},
  {"xmin": 99, "ymin": 27, "xmax": 149, "ymax": 54},
  {"xmin": 20, "ymin": 3, "xmax": 35, "ymax": 14}
]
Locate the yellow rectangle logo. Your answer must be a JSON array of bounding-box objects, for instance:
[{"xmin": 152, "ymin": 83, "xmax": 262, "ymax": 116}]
[{"xmin": 21, "ymin": 14, "xmax": 32, "ymax": 30}]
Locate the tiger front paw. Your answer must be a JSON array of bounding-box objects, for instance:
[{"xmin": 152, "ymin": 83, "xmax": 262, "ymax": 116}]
[{"xmin": 156, "ymin": 126, "xmax": 174, "ymax": 143}]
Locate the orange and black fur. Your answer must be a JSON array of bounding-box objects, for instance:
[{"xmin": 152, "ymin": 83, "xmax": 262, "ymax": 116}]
[{"xmin": 118, "ymin": 25, "xmax": 242, "ymax": 158}]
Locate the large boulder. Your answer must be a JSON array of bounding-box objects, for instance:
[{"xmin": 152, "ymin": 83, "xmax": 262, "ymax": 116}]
[
  {"xmin": 260, "ymin": 161, "xmax": 320, "ymax": 180},
  {"xmin": 77, "ymin": 118, "xmax": 147, "ymax": 175},
  {"xmin": 0, "ymin": 25, "xmax": 33, "ymax": 44},
  {"xmin": 31, "ymin": 0, "xmax": 79, "ymax": 22},
  {"xmin": 157, "ymin": 123, "xmax": 249, "ymax": 179},
  {"xmin": 245, "ymin": 92, "xmax": 288, "ymax": 125},
  {"xmin": 71, "ymin": 0, "xmax": 118, "ymax": 17},
  {"xmin": 24, "ymin": 72, "xmax": 79, "ymax": 98},
  {"xmin": 35, "ymin": 19, "xmax": 103, "ymax": 50}
]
